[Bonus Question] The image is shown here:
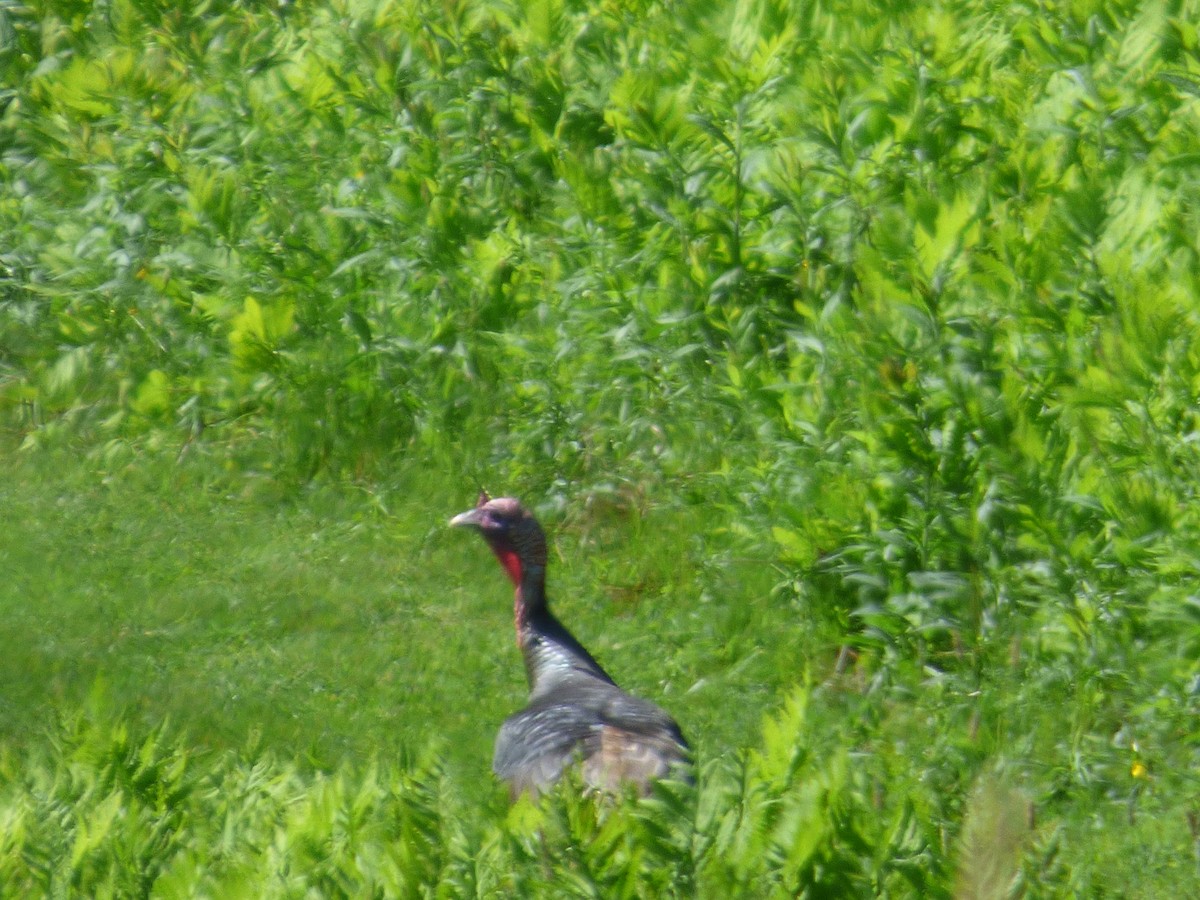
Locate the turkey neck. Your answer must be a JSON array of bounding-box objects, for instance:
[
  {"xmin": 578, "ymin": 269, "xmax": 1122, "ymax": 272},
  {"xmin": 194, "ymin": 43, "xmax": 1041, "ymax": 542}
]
[
  {"xmin": 512, "ymin": 561, "xmax": 547, "ymax": 650},
  {"xmin": 512, "ymin": 564, "xmax": 616, "ymax": 695}
]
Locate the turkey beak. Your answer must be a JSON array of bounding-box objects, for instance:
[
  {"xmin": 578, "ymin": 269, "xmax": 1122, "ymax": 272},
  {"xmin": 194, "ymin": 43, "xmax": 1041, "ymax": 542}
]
[{"xmin": 450, "ymin": 508, "xmax": 485, "ymax": 529}]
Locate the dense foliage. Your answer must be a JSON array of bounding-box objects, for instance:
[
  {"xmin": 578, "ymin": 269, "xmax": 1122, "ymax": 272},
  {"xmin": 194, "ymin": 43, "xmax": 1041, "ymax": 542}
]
[{"xmin": 2, "ymin": 0, "xmax": 1199, "ymax": 894}]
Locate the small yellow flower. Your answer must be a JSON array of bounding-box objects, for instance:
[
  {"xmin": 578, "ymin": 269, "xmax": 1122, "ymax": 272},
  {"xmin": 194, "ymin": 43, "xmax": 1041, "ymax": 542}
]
[{"xmin": 1131, "ymin": 761, "xmax": 1148, "ymax": 779}]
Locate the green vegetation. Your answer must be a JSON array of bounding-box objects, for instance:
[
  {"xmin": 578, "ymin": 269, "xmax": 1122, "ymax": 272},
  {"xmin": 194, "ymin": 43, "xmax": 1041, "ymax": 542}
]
[{"xmin": 2, "ymin": 0, "xmax": 1198, "ymax": 894}]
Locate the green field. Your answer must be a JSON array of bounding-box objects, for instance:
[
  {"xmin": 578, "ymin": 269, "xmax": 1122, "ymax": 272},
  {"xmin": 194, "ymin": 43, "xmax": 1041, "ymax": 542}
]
[{"xmin": 2, "ymin": 0, "xmax": 1199, "ymax": 895}]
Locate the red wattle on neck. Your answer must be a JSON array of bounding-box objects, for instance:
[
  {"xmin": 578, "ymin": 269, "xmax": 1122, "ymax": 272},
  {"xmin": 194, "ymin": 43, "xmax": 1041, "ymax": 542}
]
[{"xmin": 493, "ymin": 547, "xmax": 523, "ymax": 586}]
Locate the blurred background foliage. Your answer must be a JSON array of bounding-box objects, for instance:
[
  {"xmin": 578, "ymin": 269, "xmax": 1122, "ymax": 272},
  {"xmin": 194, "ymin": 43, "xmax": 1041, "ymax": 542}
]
[{"xmin": 2, "ymin": 0, "xmax": 1199, "ymax": 894}]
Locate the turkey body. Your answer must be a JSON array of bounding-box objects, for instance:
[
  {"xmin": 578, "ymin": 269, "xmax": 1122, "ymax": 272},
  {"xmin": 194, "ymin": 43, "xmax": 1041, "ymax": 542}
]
[{"xmin": 451, "ymin": 493, "xmax": 690, "ymax": 797}]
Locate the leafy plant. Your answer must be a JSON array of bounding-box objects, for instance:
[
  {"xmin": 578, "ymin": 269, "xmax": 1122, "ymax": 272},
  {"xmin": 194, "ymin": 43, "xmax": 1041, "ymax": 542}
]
[{"xmin": 3, "ymin": 0, "xmax": 1200, "ymax": 894}]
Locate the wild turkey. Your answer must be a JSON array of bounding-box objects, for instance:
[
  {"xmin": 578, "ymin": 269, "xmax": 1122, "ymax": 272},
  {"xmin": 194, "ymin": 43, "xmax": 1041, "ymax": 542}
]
[{"xmin": 451, "ymin": 492, "xmax": 690, "ymax": 797}]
